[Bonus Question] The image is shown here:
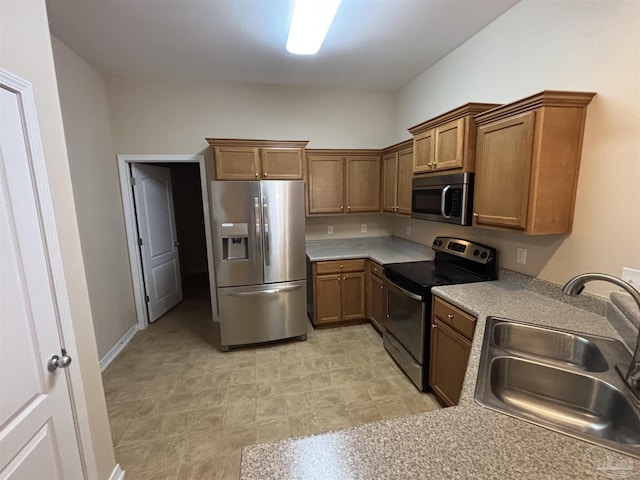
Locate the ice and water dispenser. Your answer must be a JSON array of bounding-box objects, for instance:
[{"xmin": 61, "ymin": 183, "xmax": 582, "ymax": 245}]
[{"xmin": 220, "ymin": 223, "xmax": 249, "ymax": 261}]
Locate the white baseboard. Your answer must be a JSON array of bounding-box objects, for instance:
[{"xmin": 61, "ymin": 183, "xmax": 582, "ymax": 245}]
[
  {"xmin": 109, "ymin": 464, "xmax": 125, "ymax": 480},
  {"xmin": 99, "ymin": 325, "xmax": 138, "ymax": 372}
]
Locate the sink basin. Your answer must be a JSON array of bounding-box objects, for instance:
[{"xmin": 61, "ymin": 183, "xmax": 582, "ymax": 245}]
[
  {"xmin": 492, "ymin": 321, "xmax": 608, "ymax": 372},
  {"xmin": 489, "ymin": 356, "xmax": 640, "ymax": 444},
  {"xmin": 476, "ymin": 317, "xmax": 640, "ymax": 459}
]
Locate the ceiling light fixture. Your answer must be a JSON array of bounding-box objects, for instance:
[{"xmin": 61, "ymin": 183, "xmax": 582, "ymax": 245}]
[{"xmin": 286, "ymin": 0, "xmax": 342, "ymax": 55}]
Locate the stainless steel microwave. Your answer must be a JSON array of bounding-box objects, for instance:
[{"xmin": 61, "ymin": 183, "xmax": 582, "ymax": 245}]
[{"xmin": 411, "ymin": 173, "xmax": 474, "ymax": 225}]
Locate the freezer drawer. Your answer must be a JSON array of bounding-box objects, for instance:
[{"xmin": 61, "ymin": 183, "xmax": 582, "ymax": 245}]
[{"xmin": 217, "ymin": 280, "xmax": 307, "ymax": 348}]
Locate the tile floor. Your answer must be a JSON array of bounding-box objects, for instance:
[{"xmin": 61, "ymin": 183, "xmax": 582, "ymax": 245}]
[{"xmin": 102, "ymin": 276, "xmax": 440, "ymax": 479}]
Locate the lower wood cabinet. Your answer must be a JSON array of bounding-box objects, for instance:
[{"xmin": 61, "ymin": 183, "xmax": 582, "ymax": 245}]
[
  {"xmin": 429, "ymin": 295, "xmax": 476, "ymax": 406},
  {"xmin": 312, "ymin": 259, "xmax": 365, "ymax": 326},
  {"xmin": 366, "ymin": 260, "xmax": 386, "ymax": 333}
]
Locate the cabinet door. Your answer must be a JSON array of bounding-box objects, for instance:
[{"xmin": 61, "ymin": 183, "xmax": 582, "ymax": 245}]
[
  {"xmin": 346, "ymin": 155, "xmax": 381, "ymax": 213},
  {"xmin": 429, "ymin": 319, "xmax": 472, "ymax": 406},
  {"xmin": 396, "ymin": 147, "xmax": 413, "ymax": 215},
  {"xmin": 413, "ymin": 129, "xmax": 435, "ymax": 174},
  {"xmin": 474, "ymin": 112, "xmax": 535, "ymax": 229},
  {"xmin": 307, "ymin": 155, "xmax": 345, "ymax": 214},
  {"xmin": 434, "ymin": 118, "xmax": 464, "ymax": 171},
  {"xmin": 261, "ymin": 147, "xmax": 304, "ymax": 180},
  {"xmin": 342, "ymin": 271, "xmax": 365, "ymax": 320},
  {"xmin": 315, "ymin": 274, "xmax": 342, "ymax": 325},
  {"xmin": 214, "ymin": 146, "xmax": 260, "ymax": 180},
  {"xmin": 368, "ymin": 273, "xmax": 385, "ymax": 332},
  {"xmin": 382, "ymin": 153, "xmax": 398, "ymax": 213}
]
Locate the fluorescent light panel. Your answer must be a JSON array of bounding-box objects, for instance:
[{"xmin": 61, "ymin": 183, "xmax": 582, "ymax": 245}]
[{"xmin": 286, "ymin": 0, "xmax": 342, "ymax": 55}]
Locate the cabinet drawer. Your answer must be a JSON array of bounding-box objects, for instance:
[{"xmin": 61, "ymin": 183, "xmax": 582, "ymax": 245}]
[
  {"xmin": 368, "ymin": 260, "xmax": 383, "ymax": 279},
  {"xmin": 432, "ymin": 295, "xmax": 476, "ymax": 340},
  {"xmin": 315, "ymin": 259, "xmax": 365, "ymax": 274}
]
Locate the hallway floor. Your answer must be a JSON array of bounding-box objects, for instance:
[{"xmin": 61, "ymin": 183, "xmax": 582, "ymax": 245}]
[{"xmin": 102, "ymin": 276, "xmax": 440, "ymax": 479}]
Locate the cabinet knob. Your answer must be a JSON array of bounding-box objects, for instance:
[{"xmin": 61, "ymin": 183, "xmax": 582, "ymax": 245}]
[
  {"xmin": 427, "ymin": 162, "xmax": 432, "ymax": 167},
  {"xmin": 341, "ymin": 206, "xmax": 344, "ymax": 211},
  {"xmin": 337, "ymin": 276, "xmax": 341, "ymax": 281},
  {"xmin": 347, "ymin": 206, "xmax": 351, "ymax": 210},
  {"xmin": 432, "ymin": 323, "xmax": 437, "ymax": 329},
  {"xmin": 255, "ymin": 172, "xmax": 259, "ymax": 177},
  {"xmin": 380, "ymin": 284, "xmax": 383, "ymax": 289},
  {"xmin": 340, "ymin": 265, "xmax": 343, "ymax": 269},
  {"xmin": 447, "ymin": 314, "xmax": 454, "ymax": 319},
  {"xmin": 473, "ymin": 212, "xmax": 479, "ymax": 217},
  {"xmin": 373, "ymin": 268, "xmax": 378, "ymax": 272},
  {"xmin": 264, "ymin": 172, "xmax": 268, "ymax": 177}
]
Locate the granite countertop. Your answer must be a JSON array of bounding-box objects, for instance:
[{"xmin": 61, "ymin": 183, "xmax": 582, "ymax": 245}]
[
  {"xmin": 305, "ymin": 236, "xmax": 434, "ymax": 264},
  {"xmin": 241, "ymin": 280, "xmax": 640, "ymax": 479}
]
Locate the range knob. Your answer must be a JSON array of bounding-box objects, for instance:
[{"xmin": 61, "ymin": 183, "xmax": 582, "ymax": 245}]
[
  {"xmin": 473, "ymin": 249, "xmax": 480, "ymax": 256},
  {"xmin": 434, "ymin": 239, "xmax": 442, "ymax": 247},
  {"xmin": 480, "ymin": 252, "xmax": 488, "ymax": 259}
]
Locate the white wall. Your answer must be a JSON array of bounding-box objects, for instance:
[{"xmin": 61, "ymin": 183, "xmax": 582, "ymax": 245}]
[
  {"xmin": 106, "ymin": 76, "xmax": 397, "ymax": 153},
  {"xmin": 0, "ymin": 1, "xmax": 115, "ymax": 478},
  {"xmin": 394, "ymin": 0, "xmax": 640, "ymax": 297},
  {"xmin": 51, "ymin": 37, "xmax": 137, "ymax": 359}
]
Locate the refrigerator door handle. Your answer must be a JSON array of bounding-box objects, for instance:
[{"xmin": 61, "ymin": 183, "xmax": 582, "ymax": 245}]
[
  {"xmin": 254, "ymin": 196, "xmax": 261, "ymax": 260},
  {"xmin": 263, "ymin": 197, "xmax": 270, "ymax": 266},
  {"xmin": 228, "ymin": 284, "xmax": 303, "ymax": 296}
]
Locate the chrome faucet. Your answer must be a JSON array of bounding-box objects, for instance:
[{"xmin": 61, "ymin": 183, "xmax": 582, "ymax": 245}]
[{"xmin": 563, "ymin": 273, "xmax": 640, "ymax": 400}]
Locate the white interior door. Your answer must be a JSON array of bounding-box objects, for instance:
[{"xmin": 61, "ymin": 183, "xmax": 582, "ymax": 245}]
[
  {"xmin": 131, "ymin": 164, "xmax": 182, "ymax": 322},
  {"xmin": 0, "ymin": 84, "xmax": 84, "ymax": 478}
]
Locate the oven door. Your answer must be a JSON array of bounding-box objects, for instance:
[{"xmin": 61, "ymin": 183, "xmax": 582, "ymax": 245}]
[{"xmin": 384, "ymin": 277, "xmax": 426, "ymax": 363}]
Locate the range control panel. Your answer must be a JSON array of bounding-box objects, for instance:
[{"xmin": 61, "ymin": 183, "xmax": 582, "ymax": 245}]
[{"xmin": 432, "ymin": 236, "xmax": 495, "ymax": 264}]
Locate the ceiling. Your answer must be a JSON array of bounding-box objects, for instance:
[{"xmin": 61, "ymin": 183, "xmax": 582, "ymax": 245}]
[{"xmin": 46, "ymin": 0, "xmax": 519, "ymax": 91}]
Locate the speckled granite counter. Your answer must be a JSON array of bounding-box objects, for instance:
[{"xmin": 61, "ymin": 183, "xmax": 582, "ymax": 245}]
[
  {"xmin": 305, "ymin": 236, "xmax": 433, "ymax": 264},
  {"xmin": 241, "ymin": 280, "xmax": 640, "ymax": 479}
]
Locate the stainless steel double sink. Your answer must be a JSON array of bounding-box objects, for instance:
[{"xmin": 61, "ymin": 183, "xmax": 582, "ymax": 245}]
[{"xmin": 475, "ymin": 317, "xmax": 640, "ymax": 459}]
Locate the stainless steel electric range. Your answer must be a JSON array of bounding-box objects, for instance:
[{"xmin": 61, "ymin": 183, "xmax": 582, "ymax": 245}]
[{"xmin": 383, "ymin": 236, "xmax": 498, "ymax": 391}]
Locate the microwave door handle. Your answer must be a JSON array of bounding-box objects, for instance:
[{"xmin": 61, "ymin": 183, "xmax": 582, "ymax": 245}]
[{"xmin": 440, "ymin": 185, "xmax": 452, "ymax": 219}]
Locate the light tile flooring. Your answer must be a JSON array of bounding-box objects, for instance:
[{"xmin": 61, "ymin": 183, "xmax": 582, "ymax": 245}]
[{"xmin": 102, "ymin": 276, "xmax": 440, "ymax": 479}]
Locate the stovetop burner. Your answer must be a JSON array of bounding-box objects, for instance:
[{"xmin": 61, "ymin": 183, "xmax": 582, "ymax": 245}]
[{"xmin": 383, "ymin": 237, "xmax": 498, "ymax": 298}]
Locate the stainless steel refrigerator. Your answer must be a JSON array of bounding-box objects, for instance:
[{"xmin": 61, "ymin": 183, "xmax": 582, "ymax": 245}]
[{"xmin": 211, "ymin": 180, "xmax": 307, "ymax": 350}]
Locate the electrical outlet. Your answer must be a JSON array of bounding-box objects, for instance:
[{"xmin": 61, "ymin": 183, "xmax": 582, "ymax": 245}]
[
  {"xmin": 516, "ymin": 248, "xmax": 527, "ymax": 265},
  {"xmin": 361, "ymin": 224, "xmax": 367, "ymax": 233},
  {"xmin": 406, "ymin": 226, "xmax": 411, "ymax": 236},
  {"xmin": 622, "ymin": 267, "xmax": 640, "ymax": 292},
  {"xmin": 327, "ymin": 226, "xmax": 333, "ymax": 235}
]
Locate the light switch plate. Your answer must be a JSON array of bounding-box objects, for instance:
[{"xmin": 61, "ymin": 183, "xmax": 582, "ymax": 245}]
[
  {"xmin": 361, "ymin": 224, "xmax": 367, "ymax": 233},
  {"xmin": 516, "ymin": 248, "xmax": 527, "ymax": 265},
  {"xmin": 621, "ymin": 267, "xmax": 640, "ymax": 292},
  {"xmin": 406, "ymin": 226, "xmax": 411, "ymax": 236},
  {"xmin": 327, "ymin": 226, "xmax": 333, "ymax": 235}
]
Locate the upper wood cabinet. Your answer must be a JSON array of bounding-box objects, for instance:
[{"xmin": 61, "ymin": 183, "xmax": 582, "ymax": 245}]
[
  {"xmin": 307, "ymin": 150, "xmax": 381, "ymax": 216},
  {"xmin": 409, "ymin": 103, "xmax": 499, "ymax": 175},
  {"xmin": 382, "ymin": 140, "xmax": 413, "ymax": 215},
  {"xmin": 206, "ymin": 139, "xmax": 308, "ymax": 180},
  {"xmin": 473, "ymin": 90, "xmax": 596, "ymax": 235}
]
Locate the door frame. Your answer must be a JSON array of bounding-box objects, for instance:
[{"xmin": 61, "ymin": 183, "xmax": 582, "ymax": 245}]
[
  {"xmin": 1, "ymin": 68, "xmax": 105, "ymax": 479},
  {"xmin": 117, "ymin": 154, "xmax": 215, "ymax": 329}
]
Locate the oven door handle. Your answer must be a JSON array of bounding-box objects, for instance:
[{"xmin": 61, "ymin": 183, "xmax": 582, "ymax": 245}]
[
  {"xmin": 440, "ymin": 185, "xmax": 452, "ymax": 219},
  {"xmin": 387, "ymin": 278, "xmax": 423, "ymax": 302}
]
